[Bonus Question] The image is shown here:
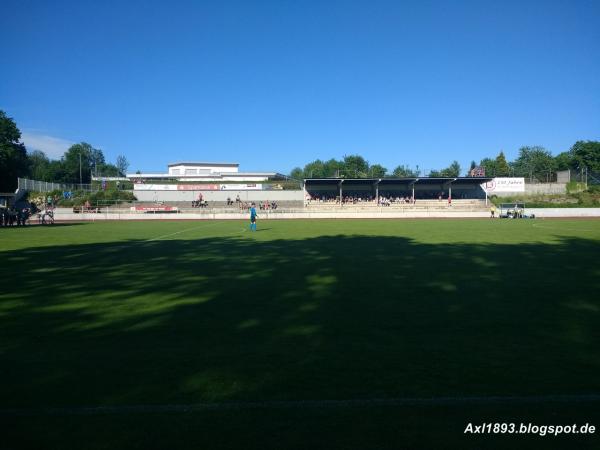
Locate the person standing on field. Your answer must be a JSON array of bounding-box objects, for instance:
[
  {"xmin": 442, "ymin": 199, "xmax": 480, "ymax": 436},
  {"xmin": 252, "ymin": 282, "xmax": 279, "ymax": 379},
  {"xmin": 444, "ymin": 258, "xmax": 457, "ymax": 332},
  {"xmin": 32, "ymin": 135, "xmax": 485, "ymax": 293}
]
[{"xmin": 249, "ymin": 202, "xmax": 258, "ymax": 231}]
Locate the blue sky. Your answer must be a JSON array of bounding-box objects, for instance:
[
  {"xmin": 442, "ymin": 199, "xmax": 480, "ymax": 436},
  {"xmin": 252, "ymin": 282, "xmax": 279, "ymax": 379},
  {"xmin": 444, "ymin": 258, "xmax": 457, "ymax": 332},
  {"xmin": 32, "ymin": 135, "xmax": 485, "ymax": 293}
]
[{"xmin": 2, "ymin": 0, "xmax": 599, "ymax": 175}]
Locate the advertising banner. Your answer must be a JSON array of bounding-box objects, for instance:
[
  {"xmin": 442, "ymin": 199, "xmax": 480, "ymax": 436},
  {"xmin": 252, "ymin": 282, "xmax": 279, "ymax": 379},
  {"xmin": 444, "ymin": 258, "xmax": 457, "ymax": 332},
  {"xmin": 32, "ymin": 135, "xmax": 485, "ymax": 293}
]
[
  {"xmin": 481, "ymin": 178, "xmax": 525, "ymax": 193},
  {"xmin": 177, "ymin": 184, "xmax": 219, "ymax": 191}
]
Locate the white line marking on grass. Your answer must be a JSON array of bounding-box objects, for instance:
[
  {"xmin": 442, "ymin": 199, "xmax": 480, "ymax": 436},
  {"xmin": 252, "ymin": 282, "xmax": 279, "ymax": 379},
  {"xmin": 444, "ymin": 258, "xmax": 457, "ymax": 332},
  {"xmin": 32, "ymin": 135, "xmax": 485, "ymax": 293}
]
[
  {"xmin": 532, "ymin": 223, "xmax": 598, "ymax": 233},
  {"xmin": 3, "ymin": 394, "xmax": 600, "ymax": 416},
  {"xmin": 145, "ymin": 225, "xmax": 212, "ymax": 242},
  {"xmin": 145, "ymin": 221, "xmax": 243, "ymax": 242}
]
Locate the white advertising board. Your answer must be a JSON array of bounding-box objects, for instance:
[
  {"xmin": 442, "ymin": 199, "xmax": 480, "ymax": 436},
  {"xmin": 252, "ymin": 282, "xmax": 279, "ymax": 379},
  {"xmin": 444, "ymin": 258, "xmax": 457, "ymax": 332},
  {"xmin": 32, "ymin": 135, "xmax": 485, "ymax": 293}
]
[
  {"xmin": 481, "ymin": 178, "xmax": 525, "ymax": 193},
  {"xmin": 220, "ymin": 184, "xmax": 263, "ymax": 190}
]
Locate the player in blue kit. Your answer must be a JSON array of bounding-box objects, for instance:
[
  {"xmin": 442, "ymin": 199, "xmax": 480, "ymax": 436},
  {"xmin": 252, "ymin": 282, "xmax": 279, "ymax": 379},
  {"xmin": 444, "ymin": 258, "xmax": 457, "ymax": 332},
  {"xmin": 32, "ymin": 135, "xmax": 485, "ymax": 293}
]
[{"xmin": 249, "ymin": 203, "xmax": 258, "ymax": 231}]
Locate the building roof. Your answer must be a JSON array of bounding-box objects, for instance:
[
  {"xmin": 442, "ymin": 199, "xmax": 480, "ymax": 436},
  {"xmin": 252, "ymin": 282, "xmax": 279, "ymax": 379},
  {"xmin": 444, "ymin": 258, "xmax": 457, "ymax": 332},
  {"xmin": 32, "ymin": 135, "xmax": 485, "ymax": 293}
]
[{"xmin": 167, "ymin": 162, "xmax": 239, "ymax": 167}]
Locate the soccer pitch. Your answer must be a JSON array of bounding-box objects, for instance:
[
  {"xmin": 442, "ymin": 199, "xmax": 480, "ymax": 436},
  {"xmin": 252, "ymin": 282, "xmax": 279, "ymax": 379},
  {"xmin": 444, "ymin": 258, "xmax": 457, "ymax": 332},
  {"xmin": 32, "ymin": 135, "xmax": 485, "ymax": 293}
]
[{"xmin": 1, "ymin": 219, "xmax": 600, "ymax": 449}]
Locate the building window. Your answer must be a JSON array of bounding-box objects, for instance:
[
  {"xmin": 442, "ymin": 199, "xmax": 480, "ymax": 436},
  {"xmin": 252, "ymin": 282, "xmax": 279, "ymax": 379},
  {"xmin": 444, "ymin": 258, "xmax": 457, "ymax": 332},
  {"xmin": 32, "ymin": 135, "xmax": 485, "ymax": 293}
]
[
  {"xmin": 171, "ymin": 169, "xmax": 180, "ymax": 175},
  {"xmin": 185, "ymin": 169, "xmax": 197, "ymax": 175}
]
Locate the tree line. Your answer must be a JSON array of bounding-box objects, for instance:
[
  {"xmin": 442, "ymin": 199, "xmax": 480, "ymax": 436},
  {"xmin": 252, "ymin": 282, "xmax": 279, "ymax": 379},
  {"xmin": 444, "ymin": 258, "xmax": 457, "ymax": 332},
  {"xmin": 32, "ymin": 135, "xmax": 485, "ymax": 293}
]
[
  {"xmin": 289, "ymin": 155, "xmax": 467, "ymax": 179},
  {"xmin": 0, "ymin": 110, "xmax": 129, "ymax": 192},
  {"xmin": 290, "ymin": 142, "xmax": 600, "ymax": 181},
  {"xmin": 475, "ymin": 143, "xmax": 599, "ymax": 181}
]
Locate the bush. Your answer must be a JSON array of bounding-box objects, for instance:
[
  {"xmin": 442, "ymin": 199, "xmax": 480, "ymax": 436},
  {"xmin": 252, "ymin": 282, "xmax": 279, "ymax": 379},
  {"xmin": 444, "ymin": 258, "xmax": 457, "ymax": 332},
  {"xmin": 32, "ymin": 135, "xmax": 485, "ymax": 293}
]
[
  {"xmin": 566, "ymin": 181, "xmax": 586, "ymax": 194},
  {"xmin": 88, "ymin": 190, "xmax": 136, "ymax": 205}
]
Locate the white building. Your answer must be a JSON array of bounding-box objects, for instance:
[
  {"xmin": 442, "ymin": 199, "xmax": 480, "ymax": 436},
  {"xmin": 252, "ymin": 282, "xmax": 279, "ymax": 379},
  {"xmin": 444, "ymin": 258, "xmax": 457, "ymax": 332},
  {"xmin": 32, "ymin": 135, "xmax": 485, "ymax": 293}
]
[
  {"xmin": 125, "ymin": 161, "xmax": 284, "ymax": 182},
  {"xmin": 167, "ymin": 162, "xmax": 239, "ymax": 177}
]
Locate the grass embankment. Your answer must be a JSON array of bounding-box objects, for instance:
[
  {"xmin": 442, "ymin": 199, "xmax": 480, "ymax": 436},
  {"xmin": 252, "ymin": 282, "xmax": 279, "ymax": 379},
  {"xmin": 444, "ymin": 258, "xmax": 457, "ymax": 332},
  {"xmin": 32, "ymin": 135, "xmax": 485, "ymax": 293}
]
[{"xmin": 492, "ymin": 185, "xmax": 600, "ymax": 207}]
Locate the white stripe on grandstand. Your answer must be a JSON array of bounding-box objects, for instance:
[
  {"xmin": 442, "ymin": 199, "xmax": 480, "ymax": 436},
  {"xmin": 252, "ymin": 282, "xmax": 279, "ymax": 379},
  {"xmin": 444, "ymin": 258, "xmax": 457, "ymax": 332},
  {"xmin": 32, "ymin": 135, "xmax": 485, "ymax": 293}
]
[{"xmin": 2, "ymin": 394, "xmax": 599, "ymax": 416}]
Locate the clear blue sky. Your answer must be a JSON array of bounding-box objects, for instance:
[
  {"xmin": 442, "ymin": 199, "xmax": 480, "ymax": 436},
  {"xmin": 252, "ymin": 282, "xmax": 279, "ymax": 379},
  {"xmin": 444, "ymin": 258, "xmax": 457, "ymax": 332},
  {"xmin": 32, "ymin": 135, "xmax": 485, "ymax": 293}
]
[{"xmin": 2, "ymin": 0, "xmax": 599, "ymax": 175}]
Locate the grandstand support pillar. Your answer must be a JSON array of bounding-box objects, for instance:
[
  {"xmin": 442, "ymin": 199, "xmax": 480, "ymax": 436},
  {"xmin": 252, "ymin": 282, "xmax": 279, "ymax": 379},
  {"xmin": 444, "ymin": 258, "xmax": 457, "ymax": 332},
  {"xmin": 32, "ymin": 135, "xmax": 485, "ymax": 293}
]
[
  {"xmin": 445, "ymin": 178, "xmax": 456, "ymax": 200},
  {"xmin": 375, "ymin": 179, "xmax": 380, "ymax": 203},
  {"xmin": 339, "ymin": 180, "xmax": 344, "ymax": 206},
  {"xmin": 302, "ymin": 180, "xmax": 306, "ymax": 207},
  {"xmin": 485, "ymin": 190, "xmax": 488, "ymax": 206}
]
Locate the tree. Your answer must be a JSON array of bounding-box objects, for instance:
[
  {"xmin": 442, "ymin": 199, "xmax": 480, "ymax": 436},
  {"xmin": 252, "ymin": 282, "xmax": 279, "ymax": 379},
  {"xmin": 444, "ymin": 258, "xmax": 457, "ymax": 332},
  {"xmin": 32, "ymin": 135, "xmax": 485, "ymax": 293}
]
[
  {"xmin": 303, "ymin": 159, "xmax": 327, "ymax": 178},
  {"xmin": 99, "ymin": 163, "xmax": 121, "ymax": 177},
  {"xmin": 369, "ymin": 164, "xmax": 387, "ymax": 177},
  {"xmin": 89, "ymin": 148, "xmax": 105, "ymax": 171},
  {"xmin": 116, "ymin": 155, "xmax": 129, "ymax": 176},
  {"xmin": 0, "ymin": 110, "xmax": 29, "ymax": 191},
  {"xmin": 342, "ymin": 154, "xmax": 369, "ymax": 177},
  {"xmin": 61, "ymin": 142, "xmax": 104, "ymax": 184},
  {"xmin": 28, "ymin": 150, "xmax": 51, "ymax": 180},
  {"xmin": 392, "ymin": 165, "xmax": 418, "ymax": 177},
  {"xmin": 570, "ymin": 141, "xmax": 600, "ymax": 172},
  {"xmin": 46, "ymin": 159, "xmax": 68, "ymax": 182},
  {"xmin": 495, "ymin": 151, "xmax": 510, "ymax": 176},
  {"xmin": 298, "ymin": 154, "xmax": 393, "ymax": 178},
  {"xmin": 428, "ymin": 169, "xmax": 442, "ymax": 177},
  {"xmin": 480, "ymin": 157, "xmax": 498, "ymax": 177},
  {"xmin": 290, "ymin": 167, "xmax": 304, "ymax": 180},
  {"xmin": 323, "ymin": 158, "xmax": 342, "ymax": 177},
  {"xmin": 554, "ymin": 151, "xmax": 575, "ymax": 171},
  {"xmin": 512, "ymin": 146, "xmax": 556, "ymax": 181},
  {"xmin": 440, "ymin": 160, "xmax": 461, "ymax": 177}
]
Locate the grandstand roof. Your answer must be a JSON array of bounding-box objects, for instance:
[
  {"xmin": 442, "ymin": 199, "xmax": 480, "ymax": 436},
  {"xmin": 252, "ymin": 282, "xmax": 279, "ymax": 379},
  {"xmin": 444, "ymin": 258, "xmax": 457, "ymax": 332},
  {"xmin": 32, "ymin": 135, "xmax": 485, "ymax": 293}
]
[{"xmin": 304, "ymin": 177, "xmax": 493, "ymax": 185}]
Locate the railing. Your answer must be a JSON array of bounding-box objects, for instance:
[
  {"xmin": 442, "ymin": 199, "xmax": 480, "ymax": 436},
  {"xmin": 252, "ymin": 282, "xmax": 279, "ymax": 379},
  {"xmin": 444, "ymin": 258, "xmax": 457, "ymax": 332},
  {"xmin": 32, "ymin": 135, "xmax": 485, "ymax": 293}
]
[{"xmin": 18, "ymin": 178, "xmax": 98, "ymax": 193}]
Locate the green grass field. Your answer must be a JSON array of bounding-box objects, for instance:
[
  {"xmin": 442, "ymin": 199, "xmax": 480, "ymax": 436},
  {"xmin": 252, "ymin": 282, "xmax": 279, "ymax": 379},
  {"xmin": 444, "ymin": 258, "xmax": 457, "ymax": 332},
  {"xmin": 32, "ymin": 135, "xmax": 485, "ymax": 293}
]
[{"xmin": 1, "ymin": 219, "xmax": 600, "ymax": 449}]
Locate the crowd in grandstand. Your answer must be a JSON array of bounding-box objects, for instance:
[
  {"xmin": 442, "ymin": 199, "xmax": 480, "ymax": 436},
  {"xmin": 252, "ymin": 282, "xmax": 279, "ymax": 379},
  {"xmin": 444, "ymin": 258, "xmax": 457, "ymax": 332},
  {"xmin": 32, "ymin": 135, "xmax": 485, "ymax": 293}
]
[
  {"xmin": 377, "ymin": 195, "xmax": 416, "ymax": 206},
  {"xmin": 259, "ymin": 200, "xmax": 278, "ymax": 210},
  {"xmin": 305, "ymin": 193, "xmax": 417, "ymax": 205},
  {"xmin": 306, "ymin": 190, "xmax": 476, "ymax": 205}
]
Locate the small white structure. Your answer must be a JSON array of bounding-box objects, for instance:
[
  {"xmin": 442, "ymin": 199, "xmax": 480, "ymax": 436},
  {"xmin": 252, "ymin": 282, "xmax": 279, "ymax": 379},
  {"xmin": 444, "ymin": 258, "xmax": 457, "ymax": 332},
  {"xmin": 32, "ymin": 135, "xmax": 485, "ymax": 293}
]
[{"xmin": 167, "ymin": 162, "xmax": 239, "ymax": 176}]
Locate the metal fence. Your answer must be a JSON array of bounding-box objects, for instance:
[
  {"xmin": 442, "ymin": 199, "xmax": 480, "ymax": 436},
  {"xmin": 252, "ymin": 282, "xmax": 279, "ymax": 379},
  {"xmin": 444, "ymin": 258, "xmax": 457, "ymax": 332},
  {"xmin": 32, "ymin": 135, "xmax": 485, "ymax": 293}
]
[
  {"xmin": 18, "ymin": 178, "xmax": 98, "ymax": 192},
  {"xmin": 571, "ymin": 168, "xmax": 599, "ymax": 186}
]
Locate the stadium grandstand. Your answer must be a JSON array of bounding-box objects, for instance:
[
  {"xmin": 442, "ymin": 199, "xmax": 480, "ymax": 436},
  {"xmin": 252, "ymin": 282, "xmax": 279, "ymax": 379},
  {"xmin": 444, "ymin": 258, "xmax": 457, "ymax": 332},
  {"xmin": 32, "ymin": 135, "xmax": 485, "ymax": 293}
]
[
  {"xmin": 304, "ymin": 177, "xmax": 493, "ymax": 209},
  {"xmin": 78, "ymin": 167, "xmax": 497, "ymax": 215}
]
